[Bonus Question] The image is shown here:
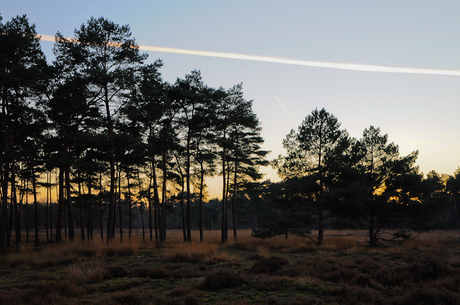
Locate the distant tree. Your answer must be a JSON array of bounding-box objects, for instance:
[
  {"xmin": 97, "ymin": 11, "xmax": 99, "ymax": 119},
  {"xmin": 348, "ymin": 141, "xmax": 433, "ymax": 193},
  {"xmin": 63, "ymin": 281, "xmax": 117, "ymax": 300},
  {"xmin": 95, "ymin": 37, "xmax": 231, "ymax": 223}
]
[{"xmin": 446, "ymin": 169, "xmax": 460, "ymax": 229}]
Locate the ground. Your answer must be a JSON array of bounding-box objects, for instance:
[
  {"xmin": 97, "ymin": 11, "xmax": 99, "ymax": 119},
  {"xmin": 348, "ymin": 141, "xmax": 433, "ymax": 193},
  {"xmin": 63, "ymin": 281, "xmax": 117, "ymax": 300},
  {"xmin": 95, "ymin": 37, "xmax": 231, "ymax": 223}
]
[{"xmin": 1, "ymin": 230, "xmax": 460, "ymax": 304}]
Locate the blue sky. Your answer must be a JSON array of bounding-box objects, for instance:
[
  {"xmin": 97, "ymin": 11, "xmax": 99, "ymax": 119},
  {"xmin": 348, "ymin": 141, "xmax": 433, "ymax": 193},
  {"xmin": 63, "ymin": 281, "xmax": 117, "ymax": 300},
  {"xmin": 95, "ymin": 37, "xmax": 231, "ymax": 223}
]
[{"xmin": 3, "ymin": 1, "xmax": 460, "ymax": 196}]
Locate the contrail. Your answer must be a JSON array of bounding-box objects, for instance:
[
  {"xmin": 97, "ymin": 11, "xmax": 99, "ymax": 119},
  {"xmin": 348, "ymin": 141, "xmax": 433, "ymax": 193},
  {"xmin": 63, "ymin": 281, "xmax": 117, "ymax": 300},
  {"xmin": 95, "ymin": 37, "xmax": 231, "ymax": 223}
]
[
  {"xmin": 275, "ymin": 96, "xmax": 293, "ymax": 119},
  {"xmin": 38, "ymin": 34, "xmax": 460, "ymax": 76}
]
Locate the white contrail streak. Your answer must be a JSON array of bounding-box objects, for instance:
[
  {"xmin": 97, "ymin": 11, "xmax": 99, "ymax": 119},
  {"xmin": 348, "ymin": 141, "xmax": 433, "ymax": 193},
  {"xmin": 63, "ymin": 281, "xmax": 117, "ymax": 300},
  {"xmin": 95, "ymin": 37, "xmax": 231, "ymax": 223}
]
[
  {"xmin": 38, "ymin": 34, "xmax": 460, "ymax": 76},
  {"xmin": 275, "ymin": 96, "xmax": 293, "ymax": 119}
]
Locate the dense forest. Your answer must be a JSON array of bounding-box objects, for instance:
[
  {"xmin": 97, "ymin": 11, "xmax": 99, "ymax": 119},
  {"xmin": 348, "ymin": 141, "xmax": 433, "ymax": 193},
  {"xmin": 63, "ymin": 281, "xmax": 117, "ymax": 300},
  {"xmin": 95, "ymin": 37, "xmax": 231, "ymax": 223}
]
[{"xmin": 1, "ymin": 14, "xmax": 459, "ymax": 253}]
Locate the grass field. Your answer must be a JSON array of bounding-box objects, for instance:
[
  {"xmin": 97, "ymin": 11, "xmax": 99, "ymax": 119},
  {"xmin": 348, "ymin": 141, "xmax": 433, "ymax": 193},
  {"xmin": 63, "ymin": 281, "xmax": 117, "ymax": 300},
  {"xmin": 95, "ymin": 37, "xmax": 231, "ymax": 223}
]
[{"xmin": 1, "ymin": 229, "xmax": 460, "ymax": 304}]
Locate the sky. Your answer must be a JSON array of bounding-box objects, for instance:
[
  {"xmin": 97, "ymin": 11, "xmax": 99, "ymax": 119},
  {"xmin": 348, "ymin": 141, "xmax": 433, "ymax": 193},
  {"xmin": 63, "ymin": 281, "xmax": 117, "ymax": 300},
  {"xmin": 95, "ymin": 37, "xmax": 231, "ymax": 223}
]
[{"xmin": 3, "ymin": 1, "xmax": 460, "ymax": 198}]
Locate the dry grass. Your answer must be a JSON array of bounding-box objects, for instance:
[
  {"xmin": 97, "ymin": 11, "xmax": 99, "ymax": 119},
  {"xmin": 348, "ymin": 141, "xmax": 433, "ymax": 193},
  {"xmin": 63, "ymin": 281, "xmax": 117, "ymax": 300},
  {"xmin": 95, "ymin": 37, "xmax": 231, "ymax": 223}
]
[
  {"xmin": 66, "ymin": 262, "xmax": 106, "ymax": 284},
  {"xmin": 3, "ymin": 229, "xmax": 460, "ymax": 304},
  {"xmin": 165, "ymin": 241, "xmax": 234, "ymax": 263}
]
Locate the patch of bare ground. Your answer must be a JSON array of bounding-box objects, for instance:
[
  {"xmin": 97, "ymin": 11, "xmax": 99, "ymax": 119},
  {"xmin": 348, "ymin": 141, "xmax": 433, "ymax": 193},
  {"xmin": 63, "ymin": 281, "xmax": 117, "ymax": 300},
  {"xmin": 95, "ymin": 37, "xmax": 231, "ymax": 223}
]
[{"xmin": 1, "ymin": 229, "xmax": 460, "ymax": 304}]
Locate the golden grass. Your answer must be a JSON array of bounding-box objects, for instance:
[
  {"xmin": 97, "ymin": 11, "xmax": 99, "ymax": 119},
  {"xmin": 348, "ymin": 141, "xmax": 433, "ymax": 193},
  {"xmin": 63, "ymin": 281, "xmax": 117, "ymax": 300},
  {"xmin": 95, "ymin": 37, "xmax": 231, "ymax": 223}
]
[{"xmin": 165, "ymin": 241, "xmax": 234, "ymax": 263}]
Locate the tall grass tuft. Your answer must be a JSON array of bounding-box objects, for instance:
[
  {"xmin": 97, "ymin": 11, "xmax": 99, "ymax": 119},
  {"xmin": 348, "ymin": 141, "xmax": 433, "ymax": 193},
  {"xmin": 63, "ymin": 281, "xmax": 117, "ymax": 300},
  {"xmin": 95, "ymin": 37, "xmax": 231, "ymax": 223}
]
[{"xmin": 66, "ymin": 262, "xmax": 107, "ymax": 284}]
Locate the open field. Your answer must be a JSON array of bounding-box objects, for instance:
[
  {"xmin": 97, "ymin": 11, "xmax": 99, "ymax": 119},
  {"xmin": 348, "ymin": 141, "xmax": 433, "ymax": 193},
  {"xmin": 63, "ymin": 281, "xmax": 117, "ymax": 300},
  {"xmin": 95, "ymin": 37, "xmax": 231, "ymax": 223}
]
[{"xmin": 1, "ymin": 229, "xmax": 460, "ymax": 304}]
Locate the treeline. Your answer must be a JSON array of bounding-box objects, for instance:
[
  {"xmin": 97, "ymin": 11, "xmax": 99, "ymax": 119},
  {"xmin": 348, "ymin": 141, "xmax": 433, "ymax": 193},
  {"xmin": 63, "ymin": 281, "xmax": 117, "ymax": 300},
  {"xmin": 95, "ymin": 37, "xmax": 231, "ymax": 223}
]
[
  {"xmin": 254, "ymin": 108, "xmax": 460, "ymax": 246},
  {"xmin": 0, "ymin": 15, "xmax": 268, "ymax": 252},
  {"xmin": 1, "ymin": 14, "xmax": 459, "ymax": 252}
]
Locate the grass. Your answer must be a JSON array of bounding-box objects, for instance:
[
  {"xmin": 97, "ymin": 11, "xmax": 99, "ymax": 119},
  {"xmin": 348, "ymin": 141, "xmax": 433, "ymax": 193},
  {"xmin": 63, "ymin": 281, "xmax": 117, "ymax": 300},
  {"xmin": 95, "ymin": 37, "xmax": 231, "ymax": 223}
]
[{"xmin": 1, "ymin": 229, "xmax": 460, "ymax": 304}]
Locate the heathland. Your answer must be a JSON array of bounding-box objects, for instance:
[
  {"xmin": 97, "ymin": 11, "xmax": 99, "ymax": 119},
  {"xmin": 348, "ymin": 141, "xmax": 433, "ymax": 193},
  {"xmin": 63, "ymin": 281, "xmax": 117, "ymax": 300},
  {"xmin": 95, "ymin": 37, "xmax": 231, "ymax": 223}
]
[{"xmin": 1, "ymin": 229, "xmax": 460, "ymax": 305}]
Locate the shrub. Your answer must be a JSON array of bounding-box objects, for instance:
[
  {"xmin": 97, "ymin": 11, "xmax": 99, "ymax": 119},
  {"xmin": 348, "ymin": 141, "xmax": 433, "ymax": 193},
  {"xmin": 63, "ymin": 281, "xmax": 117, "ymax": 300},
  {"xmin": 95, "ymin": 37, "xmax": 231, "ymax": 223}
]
[
  {"xmin": 102, "ymin": 288, "xmax": 166, "ymax": 305},
  {"xmin": 341, "ymin": 285, "xmax": 383, "ymax": 305},
  {"xmin": 349, "ymin": 274, "xmax": 383, "ymax": 290},
  {"xmin": 21, "ymin": 281, "xmax": 84, "ymax": 304},
  {"xmin": 201, "ymin": 268, "xmax": 246, "ymax": 291},
  {"xmin": 170, "ymin": 264, "xmax": 205, "ymax": 279},
  {"xmin": 251, "ymin": 256, "xmax": 290, "ymax": 274},
  {"xmin": 248, "ymin": 275, "xmax": 292, "ymax": 291},
  {"xmin": 100, "ymin": 243, "xmax": 137, "ymax": 257},
  {"xmin": 128, "ymin": 266, "xmax": 170, "ymax": 279},
  {"xmin": 393, "ymin": 287, "xmax": 460, "ymax": 305},
  {"xmin": 106, "ymin": 264, "xmax": 128, "ymax": 278}
]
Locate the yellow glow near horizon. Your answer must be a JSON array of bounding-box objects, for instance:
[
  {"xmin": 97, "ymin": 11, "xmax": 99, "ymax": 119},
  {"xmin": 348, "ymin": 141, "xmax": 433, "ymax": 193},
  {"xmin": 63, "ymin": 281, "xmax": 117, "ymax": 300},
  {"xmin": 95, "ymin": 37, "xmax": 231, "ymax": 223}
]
[{"xmin": 38, "ymin": 33, "xmax": 460, "ymax": 76}]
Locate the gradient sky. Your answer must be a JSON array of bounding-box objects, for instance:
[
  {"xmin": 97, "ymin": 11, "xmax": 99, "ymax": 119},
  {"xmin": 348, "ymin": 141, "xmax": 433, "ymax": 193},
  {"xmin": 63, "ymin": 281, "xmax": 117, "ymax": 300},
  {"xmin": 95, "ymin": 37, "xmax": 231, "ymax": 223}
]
[{"xmin": 3, "ymin": 1, "xmax": 460, "ymax": 197}]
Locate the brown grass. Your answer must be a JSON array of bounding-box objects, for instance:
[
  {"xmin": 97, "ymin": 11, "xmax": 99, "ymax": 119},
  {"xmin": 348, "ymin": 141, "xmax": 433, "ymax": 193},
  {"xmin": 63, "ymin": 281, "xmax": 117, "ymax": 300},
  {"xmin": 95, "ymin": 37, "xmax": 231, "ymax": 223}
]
[
  {"xmin": 66, "ymin": 262, "xmax": 107, "ymax": 284},
  {"xmin": 3, "ymin": 229, "xmax": 460, "ymax": 304}
]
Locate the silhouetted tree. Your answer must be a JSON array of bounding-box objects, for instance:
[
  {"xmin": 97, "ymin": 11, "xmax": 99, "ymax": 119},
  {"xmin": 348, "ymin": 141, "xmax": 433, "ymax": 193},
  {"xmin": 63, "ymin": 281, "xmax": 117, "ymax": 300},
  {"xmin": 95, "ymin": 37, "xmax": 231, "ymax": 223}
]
[{"xmin": 53, "ymin": 17, "xmax": 147, "ymax": 241}]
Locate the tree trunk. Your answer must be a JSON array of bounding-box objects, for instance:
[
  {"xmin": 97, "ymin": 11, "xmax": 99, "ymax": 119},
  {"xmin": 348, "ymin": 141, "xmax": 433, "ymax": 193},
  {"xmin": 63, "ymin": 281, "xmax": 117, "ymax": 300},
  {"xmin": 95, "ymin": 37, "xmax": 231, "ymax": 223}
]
[
  {"xmin": 180, "ymin": 179, "xmax": 186, "ymax": 242},
  {"xmin": 186, "ymin": 134, "xmax": 191, "ymax": 242},
  {"xmin": 199, "ymin": 162, "xmax": 204, "ymax": 242},
  {"xmin": 317, "ymin": 210, "xmax": 324, "ymax": 245},
  {"xmin": 65, "ymin": 167, "xmax": 74, "ymax": 241},
  {"xmin": 221, "ymin": 146, "xmax": 228, "ymax": 243},
  {"xmin": 231, "ymin": 160, "xmax": 238, "ymax": 240},
  {"xmin": 0, "ymin": 86, "xmax": 10, "ymax": 253},
  {"xmin": 32, "ymin": 168, "xmax": 39, "ymax": 248},
  {"xmin": 12, "ymin": 164, "xmax": 20, "ymax": 252},
  {"xmin": 369, "ymin": 214, "xmax": 377, "ymax": 247},
  {"xmin": 118, "ymin": 170, "xmax": 123, "ymax": 242},
  {"xmin": 128, "ymin": 174, "xmax": 132, "ymax": 241},
  {"xmin": 78, "ymin": 181, "xmax": 85, "ymax": 242},
  {"xmin": 56, "ymin": 168, "xmax": 64, "ymax": 243}
]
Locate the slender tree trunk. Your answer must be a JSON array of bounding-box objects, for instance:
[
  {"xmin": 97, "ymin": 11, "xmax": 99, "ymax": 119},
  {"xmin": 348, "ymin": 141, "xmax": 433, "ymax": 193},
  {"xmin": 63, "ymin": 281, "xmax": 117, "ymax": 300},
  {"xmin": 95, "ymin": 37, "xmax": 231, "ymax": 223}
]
[
  {"xmin": 32, "ymin": 168, "xmax": 39, "ymax": 248},
  {"xmin": 99, "ymin": 172, "xmax": 104, "ymax": 242},
  {"xmin": 151, "ymin": 160, "xmax": 160, "ymax": 244},
  {"xmin": 105, "ymin": 88, "xmax": 116, "ymax": 242},
  {"xmin": 118, "ymin": 170, "xmax": 123, "ymax": 242},
  {"xmin": 65, "ymin": 166, "xmax": 74, "ymax": 241},
  {"xmin": 231, "ymin": 160, "xmax": 238, "ymax": 240},
  {"xmin": 199, "ymin": 162, "xmax": 204, "ymax": 242},
  {"xmin": 128, "ymin": 174, "xmax": 132, "ymax": 241},
  {"xmin": 25, "ymin": 179, "xmax": 29, "ymax": 244},
  {"xmin": 180, "ymin": 179, "xmax": 186, "ymax": 242},
  {"xmin": 161, "ymin": 152, "xmax": 167, "ymax": 242},
  {"xmin": 148, "ymin": 168, "xmax": 153, "ymax": 241},
  {"xmin": 221, "ymin": 146, "xmax": 228, "ymax": 243},
  {"xmin": 369, "ymin": 214, "xmax": 377, "ymax": 247},
  {"xmin": 186, "ymin": 134, "xmax": 191, "ymax": 242},
  {"xmin": 45, "ymin": 171, "xmax": 50, "ymax": 243},
  {"xmin": 318, "ymin": 210, "xmax": 324, "ymax": 245},
  {"xmin": 10, "ymin": 163, "xmax": 20, "ymax": 252},
  {"xmin": 0, "ymin": 86, "xmax": 10, "ymax": 253},
  {"xmin": 78, "ymin": 181, "xmax": 85, "ymax": 241},
  {"xmin": 56, "ymin": 168, "xmax": 64, "ymax": 243}
]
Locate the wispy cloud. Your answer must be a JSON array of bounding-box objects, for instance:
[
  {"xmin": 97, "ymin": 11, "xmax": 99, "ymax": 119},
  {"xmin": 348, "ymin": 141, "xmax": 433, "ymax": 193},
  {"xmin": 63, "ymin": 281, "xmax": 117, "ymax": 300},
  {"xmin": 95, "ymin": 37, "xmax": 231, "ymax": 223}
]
[{"xmin": 38, "ymin": 34, "xmax": 460, "ymax": 76}]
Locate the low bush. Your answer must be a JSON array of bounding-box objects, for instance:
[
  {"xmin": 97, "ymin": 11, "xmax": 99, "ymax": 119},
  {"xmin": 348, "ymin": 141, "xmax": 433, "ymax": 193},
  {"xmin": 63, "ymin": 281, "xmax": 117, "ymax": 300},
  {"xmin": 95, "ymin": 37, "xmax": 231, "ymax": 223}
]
[
  {"xmin": 101, "ymin": 288, "xmax": 167, "ymax": 305},
  {"xmin": 251, "ymin": 256, "xmax": 290, "ymax": 274},
  {"xmin": 128, "ymin": 266, "xmax": 170, "ymax": 279},
  {"xmin": 201, "ymin": 268, "xmax": 246, "ymax": 291},
  {"xmin": 106, "ymin": 264, "xmax": 128, "ymax": 278},
  {"xmin": 393, "ymin": 287, "xmax": 460, "ymax": 305}
]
